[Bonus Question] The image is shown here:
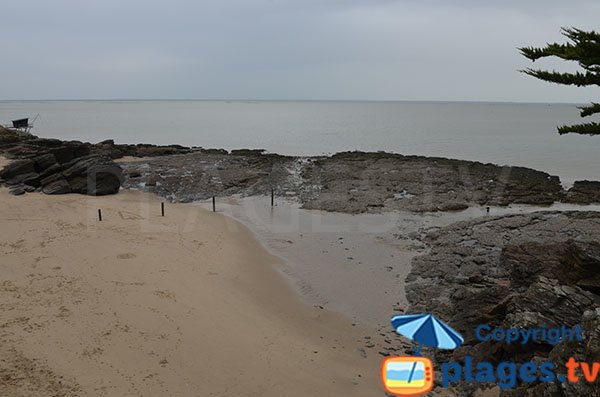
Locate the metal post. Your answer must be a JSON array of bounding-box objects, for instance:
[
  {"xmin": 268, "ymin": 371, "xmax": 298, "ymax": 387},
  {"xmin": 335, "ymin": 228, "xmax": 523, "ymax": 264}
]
[
  {"xmin": 98, "ymin": 209, "xmax": 102, "ymax": 221},
  {"xmin": 212, "ymin": 196, "xmax": 216, "ymax": 212},
  {"xmin": 271, "ymin": 188, "xmax": 274, "ymax": 207},
  {"xmin": 161, "ymin": 202, "xmax": 165, "ymax": 217}
]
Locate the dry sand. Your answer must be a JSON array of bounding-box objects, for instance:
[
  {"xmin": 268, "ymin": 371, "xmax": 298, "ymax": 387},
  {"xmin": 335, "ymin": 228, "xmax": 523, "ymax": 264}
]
[{"xmin": 0, "ymin": 188, "xmax": 383, "ymax": 396}]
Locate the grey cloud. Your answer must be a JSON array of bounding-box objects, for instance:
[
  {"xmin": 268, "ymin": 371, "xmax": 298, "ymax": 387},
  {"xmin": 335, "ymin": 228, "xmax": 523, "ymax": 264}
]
[{"xmin": 1, "ymin": 0, "xmax": 599, "ymax": 101}]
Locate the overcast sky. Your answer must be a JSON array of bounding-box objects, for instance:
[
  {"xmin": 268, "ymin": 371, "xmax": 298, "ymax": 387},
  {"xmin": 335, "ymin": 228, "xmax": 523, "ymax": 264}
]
[{"xmin": 1, "ymin": 0, "xmax": 599, "ymax": 102}]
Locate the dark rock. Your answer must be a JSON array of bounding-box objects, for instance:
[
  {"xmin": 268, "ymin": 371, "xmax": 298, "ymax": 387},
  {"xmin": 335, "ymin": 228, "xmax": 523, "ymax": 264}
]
[
  {"xmin": 0, "ymin": 126, "xmax": 23, "ymax": 145},
  {"xmin": 117, "ymin": 150, "xmax": 572, "ymax": 211},
  {"xmin": 4, "ymin": 144, "xmax": 46, "ymax": 157},
  {"xmin": 27, "ymin": 138, "xmax": 63, "ymax": 147},
  {"xmin": 230, "ymin": 149, "xmax": 266, "ymax": 156},
  {"xmin": 200, "ymin": 148, "xmax": 228, "ymax": 155},
  {"xmin": 405, "ymin": 211, "xmax": 600, "ymax": 396},
  {"xmin": 90, "ymin": 140, "xmax": 193, "ymax": 159},
  {"xmin": 565, "ymin": 180, "xmax": 600, "ymax": 204},
  {"xmin": 9, "ymin": 185, "xmax": 26, "ymax": 195},
  {"xmin": 86, "ymin": 163, "xmax": 122, "ymax": 195},
  {"xmin": 67, "ymin": 176, "xmax": 88, "ymax": 194},
  {"xmin": 62, "ymin": 155, "xmax": 103, "ymax": 178},
  {"xmin": 7, "ymin": 172, "xmax": 41, "ymax": 187},
  {"xmin": 128, "ymin": 170, "xmax": 142, "ymax": 178},
  {"xmin": 50, "ymin": 144, "xmax": 90, "ymax": 164},
  {"xmin": 38, "ymin": 163, "xmax": 62, "ymax": 180},
  {"xmin": 62, "ymin": 157, "xmax": 122, "ymax": 195},
  {"xmin": 44, "ymin": 155, "xmax": 124, "ymax": 196},
  {"xmin": 41, "ymin": 172, "xmax": 67, "ymax": 187},
  {"xmin": 118, "ymin": 149, "xmax": 584, "ymax": 213},
  {"xmin": 32, "ymin": 153, "xmax": 58, "ymax": 171},
  {"xmin": 300, "ymin": 152, "xmax": 565, "ymax": 213},
  {"xmin": 0, "ymin": 159, "xmax": 35, "ymax": 180},
  {"xmin": 0, "ymin": 132, "xmax": 126, "ymax": 197},
  {"xmin": 42, "ymin": 178, "xmax": 71, "ymax": 194},
  {"xmin": 132, "ymin": 144, "xmax": 190, "ymax": 157}
]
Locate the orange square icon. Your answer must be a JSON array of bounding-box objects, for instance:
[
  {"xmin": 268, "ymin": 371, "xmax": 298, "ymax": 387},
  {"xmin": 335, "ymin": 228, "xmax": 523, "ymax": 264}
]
[{"xmin": 381, "ymin": 356, "xmax": 434, "ymax": 396}]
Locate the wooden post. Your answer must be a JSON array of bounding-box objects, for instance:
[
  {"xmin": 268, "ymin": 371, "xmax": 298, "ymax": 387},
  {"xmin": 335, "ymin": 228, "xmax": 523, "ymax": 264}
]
[
  {"xmin": 161, "ymin": 202, "xmax": 165, "ymax": 217},
  {"xmin": 271, "ymin": 188, "xmax": 274, "ymax": 207},
  {"xmin": 98, "ymin": 209, "xmax": 102, "ymax": 221},
  {"xmin": 212, "ymin": 196, "xmax": 216, "ymax": 212}
]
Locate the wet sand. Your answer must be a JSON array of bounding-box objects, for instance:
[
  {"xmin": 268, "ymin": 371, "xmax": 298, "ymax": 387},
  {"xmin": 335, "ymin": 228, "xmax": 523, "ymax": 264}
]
[
  {"xmin": 0, "ymin": 188, "xmax": 383, "ymax": 396},
  {"xmin": 198, "ymin": 195, "xmax": 600, "ymax": 331},
  {"xmin": 197, "ymin": 196, "xmax": 418, "ymax": 330}
]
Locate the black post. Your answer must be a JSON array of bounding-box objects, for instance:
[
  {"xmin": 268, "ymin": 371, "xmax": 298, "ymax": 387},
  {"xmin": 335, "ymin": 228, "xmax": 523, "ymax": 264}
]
[
  {"xmin": 212, "ymin": 196, "xmax": 216, "ymax": 212},
  {"xmin": 271, "ymin": 188, "xmax": 274, "ymax": 207},
  {"xmin": 161, "ymin": 202, "xmax": 165, "ymax": 217},
  {"xmin": 98, "ymin": 209, "xmax": 102, "ymax": 221}
]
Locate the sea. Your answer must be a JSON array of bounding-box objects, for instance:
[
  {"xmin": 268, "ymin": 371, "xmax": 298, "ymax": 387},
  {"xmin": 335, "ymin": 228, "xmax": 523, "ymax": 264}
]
[{"xmin": 1, "ymin": 100, "xmax": 599, "ymax": 185}]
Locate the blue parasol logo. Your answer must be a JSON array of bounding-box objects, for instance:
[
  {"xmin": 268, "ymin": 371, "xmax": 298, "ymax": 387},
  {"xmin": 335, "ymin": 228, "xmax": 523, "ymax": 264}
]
[{"xmin": 391, "ymin": 313, "xmax": 464, "ymax": 352}]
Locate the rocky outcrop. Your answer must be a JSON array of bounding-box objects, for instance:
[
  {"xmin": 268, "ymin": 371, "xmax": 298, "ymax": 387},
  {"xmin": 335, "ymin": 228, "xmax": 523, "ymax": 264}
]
[
  {"xmin": 1, "ymin": 154, "xmax": 122, "ymax": 196},
  {"xmin": 565, "ymin": 180, "xmax": 600, "ymax": 205},
  {"xmin": 0, "ymin": 129, "xmax": 122, "ymax": 196},
  {"xmin": 300, "ymin": 152, "xmax": 565, "ymax": 213},
  {"xmin": 0, "ymin": 125, "xmax": 22, "ymax": 144},
  {"xmin": 91, "ymin": 139, "xmax": 193, "ymax": 159},
  {"xmin": 3, "ymin": 127, "xmax": 599, "ymax": 208},
  {"xmin": 405, "ymin": 211, "xmax": 600, "ymax": 396},
  {"xmin": 119, "ymin": 151, "xmax": 592, "ymax": 212},
  {"xmin": 121, "ymin": 151, "xmax": 291, "ymax": 202}
]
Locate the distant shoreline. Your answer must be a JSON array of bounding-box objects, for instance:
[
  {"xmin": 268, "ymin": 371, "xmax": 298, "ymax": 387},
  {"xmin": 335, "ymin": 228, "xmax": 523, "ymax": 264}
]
[{"xmin": 0, "ymin": 98, "xmax": 587, "ymax": 105}]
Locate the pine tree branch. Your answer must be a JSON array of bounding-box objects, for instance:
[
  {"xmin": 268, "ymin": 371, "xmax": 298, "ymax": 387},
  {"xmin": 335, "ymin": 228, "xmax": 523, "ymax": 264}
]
[
  {"xmin": 579, "ymin": 103, "xmax": 600, "ymax": 117},
  {"xmin": 562, "ymin": 27, "xmax": 600, "ymax": 44},
  {"xmin": 519, "ymin": 43, "xmax": 577, "ymax": 61},
  {"xmin": 557, "ymin": 122, "xmax": 600, "ymax": 136},
  {"xmin": 519, "ymin": 28, "xmax": 600, "ymax": 72},
  {"xmin": 521, "ymin": 69, "xmax": 600, "ymax": 86},
  {"xmin": 520, "ymin": 27, "xmax": 600, "ymax": 137}
]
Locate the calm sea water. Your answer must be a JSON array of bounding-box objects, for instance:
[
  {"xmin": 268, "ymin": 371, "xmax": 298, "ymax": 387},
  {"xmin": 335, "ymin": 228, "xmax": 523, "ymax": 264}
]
[{"xmin": 1, "ymin": 100, "xmax": 599, "ymax": 185}]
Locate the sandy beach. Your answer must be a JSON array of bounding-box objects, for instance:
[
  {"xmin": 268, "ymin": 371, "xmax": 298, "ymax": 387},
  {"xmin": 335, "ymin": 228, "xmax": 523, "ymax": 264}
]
[
  {"xmin": 0, "ymin": 185, "xmax": 383, "ymax": 396},
  {"xmin": 2, "ymin": 130, "xmax": 600, "ymax": 397}
]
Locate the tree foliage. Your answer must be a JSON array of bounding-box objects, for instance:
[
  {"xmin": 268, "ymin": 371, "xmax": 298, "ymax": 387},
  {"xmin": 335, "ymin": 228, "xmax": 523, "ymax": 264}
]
[{"xmin": 519, "ymin": 27, "xmax": 600, "ymax": 136}]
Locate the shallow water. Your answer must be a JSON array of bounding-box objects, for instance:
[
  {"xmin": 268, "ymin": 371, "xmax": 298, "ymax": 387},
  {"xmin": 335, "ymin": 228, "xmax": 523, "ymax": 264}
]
[
  {"xmin": 2, "ymin": 100, "xmax": 599, "ymax": 184},
  {"xmin": 198, "ymin": 196, "xmax": 600, "ymax": 330}
]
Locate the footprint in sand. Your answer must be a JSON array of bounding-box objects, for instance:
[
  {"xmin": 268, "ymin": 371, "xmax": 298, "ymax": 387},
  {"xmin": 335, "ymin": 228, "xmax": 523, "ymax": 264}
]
[
  {"xmin": 118, "ymin": 210, "xmax": 143, "ymax": 220},
  {"xmin": 117, "ymin": 253, "xmax": 136, "ymax": 260},
  {"xmin": 154, "ymin": 290, "xmax": 176, "ymax": 300}
]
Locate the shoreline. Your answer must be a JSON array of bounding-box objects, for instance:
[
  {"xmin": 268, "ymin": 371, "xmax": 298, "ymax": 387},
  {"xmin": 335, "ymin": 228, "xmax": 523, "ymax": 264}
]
[
  {"xmin": 0, "ymin": 187, "xmax": 388, "ymax": 396},
  {"xmin": 194, "ymin": 194, "xmax": 600, "ymax": 332}
]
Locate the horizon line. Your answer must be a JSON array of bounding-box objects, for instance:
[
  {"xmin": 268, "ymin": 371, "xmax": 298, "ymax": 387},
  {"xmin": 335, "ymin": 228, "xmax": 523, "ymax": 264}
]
[{"xmin": 0, "ymin": 98, "xmax": 586, "ymax": 105}]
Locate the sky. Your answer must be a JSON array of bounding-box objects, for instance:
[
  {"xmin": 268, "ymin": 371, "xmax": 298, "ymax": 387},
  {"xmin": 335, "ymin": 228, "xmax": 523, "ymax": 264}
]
[{"xmin": 1, "ymin": 0, "xmax": 599, "ymax": 102}]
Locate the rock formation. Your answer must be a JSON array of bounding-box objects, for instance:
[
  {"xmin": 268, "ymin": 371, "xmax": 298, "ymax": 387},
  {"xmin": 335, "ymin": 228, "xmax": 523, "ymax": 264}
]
[
  {"xmin": 121, "ymin": 150, "xmax": 600, "ymax": 212},
  {"xmin": 0, "ymin": 129, "xmax": 122, "ymax": 196},
  {"xmin": 405, "ymin": 211, "xmax": 600, "ymax": 395}
]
